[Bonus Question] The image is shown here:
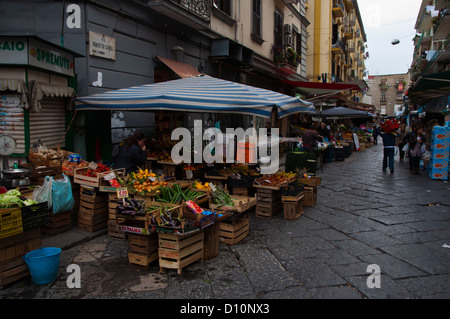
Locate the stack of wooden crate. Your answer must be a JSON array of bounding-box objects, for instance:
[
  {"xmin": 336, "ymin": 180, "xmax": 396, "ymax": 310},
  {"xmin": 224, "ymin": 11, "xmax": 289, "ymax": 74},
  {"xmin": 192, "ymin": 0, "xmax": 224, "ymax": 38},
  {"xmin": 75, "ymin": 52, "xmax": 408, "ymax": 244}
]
[
  {"xmin": 107, "ymin": 193, "xmax": 126, "ymax": 239},
  {"xmin": 0, "ymin": 229, "xmax": 41, "ymax": 289},
  {"xmin": 77, "ymin": 187, "xmax": 108, "ymax": 232},
  {"xmin": 128, "ymin": 233, "xmax": 158, "ymax": 268},
  {"xmin": 158, "ymin": 231, "xmax": 204, "ymax": 275},
  {"xmin": 255, "ymin": 187, "xmax": 281, "ymax": 218},
  {"xmin": 282, "ymin": 192, "xmax": 304, "ymax": 220},
  {"xmin": 42, "ymin": 211, "xmax": 72, "ymax": 235},
  {"xmin": 299, "ymin": 176, "xmax": 321, "ymax": 208}
]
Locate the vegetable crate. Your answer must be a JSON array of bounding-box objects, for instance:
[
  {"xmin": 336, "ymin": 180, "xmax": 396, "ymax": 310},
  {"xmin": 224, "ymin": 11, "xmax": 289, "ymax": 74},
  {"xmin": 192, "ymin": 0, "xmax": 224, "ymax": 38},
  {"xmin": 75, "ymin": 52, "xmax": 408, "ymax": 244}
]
[
  {"xmin": 298, "ymin": 176, "xmax": 321, "ymax": 188},
  {"xmin": 0, "ymin": 229, "xmax": 41, "ymax": 289},
  {"xmin": 42, "ymin": 211, "xmax": 71, "ymax": 235},
  {"xmin": 128, "ymin": 233, "xmax": 158, "ymax": 269},
  {"xmin": 0, "ymin": 208, "xmax": 23, "ymax": 239},
  {"xmin": 219, "ymin": 215, "xmax": 249, "ymax": 245},
  {"xmin": 158, "ymin": 230, "xmax": 204, "ymax": 275},
  {"xmin": 255, "ymin": 188, "xmax": 281, "ymax": 219},
  {"xmin": 74, "ymin": 167, "xmax": 123, "ymax": 188},
  {"xmin": 20, "ymin": 202, "xmax": 50, "ymax": 231},
  {"xmin": 303, "ymin": 186, "xmax": 318, "ymax": 207},
  {"xmin": 98, "ymin": 168, "xmax": 125, "ymax": 193},
  {"xmin": 282, "ymin": 192, "xmax": 304, "ymax": 220},
  {"xmin": 209, "ymin": 195, "xmax": 256, "ymax": 214}
]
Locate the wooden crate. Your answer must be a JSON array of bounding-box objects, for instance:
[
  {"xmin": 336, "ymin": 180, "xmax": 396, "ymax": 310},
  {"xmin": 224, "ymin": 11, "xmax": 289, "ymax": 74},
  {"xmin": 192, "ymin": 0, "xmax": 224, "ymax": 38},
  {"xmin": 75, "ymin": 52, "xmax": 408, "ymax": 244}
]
[
  {"xmin": 78, "ymin": 210, "xmax": 108, "ymax": 232},
  {"xmin": 79, "ymin": 190, "xmax": 108, "ymax": 215},
  {"xmin": 41, "ymin": 211, "xmax": 71, "ymax": 235},
  {"xmin": 74, "ymin": 168, "xmax": 123, "ymax": 188},
  {"xmin": 282, "ymin": 195, "xmax": 304, "ymax": 220},
  {"xmin": 298, "ymin": 176, "xmax": 321, "ymax": 188},
  {"xmin": 209, "ymin": 195, "xmax": 256, "ymax": 214},
  {"xmin": 231, "ymin": 187, "xmax": 249, "ymax": 197},
  {"xmin": 128, "ymin": 233, "xmax": 158, "ymax": 256},
  {"xmin": 0, "ymin": 229, "xmax": 41, "ymax": 264},
  {"xmin": 128, "ymin": 252, "xmax": 158, "ymax": 269},
  {"xmin": 303, "ymin": 186, "xmax": 317, "ymax": 207},
  {"xmin": 203, "ymin": 222, "xmax": 219, "ymax": 260},
  {"xmin": 158, "ymin": 231, "xmax": 204, "ymax": 274},
  {"xmin": 0, "ymin": 257, "xmax": 30, "ymax": 289},
  {"xmin": 219, "ymin": 215, "xmax": 249, "ymax": 245},
  {"xmin": 108, "ymin": 219, "xmax": 126, "ymax": 240},
  {"xmin": 255, "ymin": 188, "xmax": 281, "ymax": 218}
]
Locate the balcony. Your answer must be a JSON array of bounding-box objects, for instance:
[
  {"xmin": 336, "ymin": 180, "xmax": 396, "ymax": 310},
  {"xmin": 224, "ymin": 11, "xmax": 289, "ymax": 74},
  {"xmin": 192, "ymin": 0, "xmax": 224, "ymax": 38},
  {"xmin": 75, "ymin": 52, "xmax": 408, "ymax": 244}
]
[
  {"xmin": 331, "ymin": 39, "xmax": 345, "ymax": 56},
  {"xmin": 348, "ymin": 43, "xmax": 355, "ymax": 53},
  {"xmin": 380, "ymin": 83, "xmax": 388, "ymax": 90},
  {"xmin": 272, "ymin": 45, "xmax": 301, "ymax": 72},
  {"xmin": 433, "ymin": 7, "xmax": 450, "ymax": 38},
  {"xmin": 344, "ymin": 27, "xmax": 353, "ymax": 39},
  {"xmin": 349, "ymin": 16, "xmax": 356, "ymax": 26},
  {"xmin": 147, "ymin": 0, "xmax": 210, "ymax": 30},
  {"xmin": 344, "ymin": 0, "xmax": 354, "ymax": 11},
  {"xmin": 332, "ymin": 0, "xmax": 345, "ymax": 18},
  {"xmin": 344, "ymin": 56, "xmax": 353, "ymax": 68}
]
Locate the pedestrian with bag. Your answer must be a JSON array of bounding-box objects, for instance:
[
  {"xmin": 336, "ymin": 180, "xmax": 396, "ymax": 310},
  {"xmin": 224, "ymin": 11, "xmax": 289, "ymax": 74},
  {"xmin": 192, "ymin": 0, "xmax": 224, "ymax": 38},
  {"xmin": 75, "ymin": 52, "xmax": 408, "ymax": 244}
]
[{"xmin": 408, "ymin": 125, "xmax": 426, "ymax": 175}]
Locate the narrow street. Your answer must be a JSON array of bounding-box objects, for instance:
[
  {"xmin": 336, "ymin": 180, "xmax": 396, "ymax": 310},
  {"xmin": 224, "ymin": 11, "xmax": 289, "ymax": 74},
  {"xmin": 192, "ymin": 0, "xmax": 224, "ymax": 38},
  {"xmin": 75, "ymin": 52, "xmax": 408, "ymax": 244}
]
[{"xmin": 1, "ymin": 142, "xmax": 450, "ymax": 299}]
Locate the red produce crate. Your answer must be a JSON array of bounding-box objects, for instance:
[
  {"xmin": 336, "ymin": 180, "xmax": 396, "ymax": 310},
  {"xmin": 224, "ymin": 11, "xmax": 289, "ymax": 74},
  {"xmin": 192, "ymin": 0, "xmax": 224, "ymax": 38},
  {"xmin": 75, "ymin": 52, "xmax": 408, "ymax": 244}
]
[{"xmin": 381, "ymin": 119, "xmax": 399, "ymax": 133}]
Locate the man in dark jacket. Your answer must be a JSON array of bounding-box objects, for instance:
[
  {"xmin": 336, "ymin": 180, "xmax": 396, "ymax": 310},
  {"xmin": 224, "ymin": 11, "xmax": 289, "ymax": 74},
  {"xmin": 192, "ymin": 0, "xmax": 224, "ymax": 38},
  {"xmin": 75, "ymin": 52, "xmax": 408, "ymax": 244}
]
[
  {"xmin": 380, "ymin": 129, "xmax": 398, "ymax": 173},
  {"xmin": 302, "ymin": 126, "xmax": 323, "ymax": 153}
]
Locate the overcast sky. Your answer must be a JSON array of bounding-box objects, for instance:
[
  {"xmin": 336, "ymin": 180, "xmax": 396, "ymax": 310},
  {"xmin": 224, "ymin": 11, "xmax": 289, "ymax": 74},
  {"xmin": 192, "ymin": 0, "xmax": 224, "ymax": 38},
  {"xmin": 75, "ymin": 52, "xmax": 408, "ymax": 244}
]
[{"xmin": 358, "ymin": 0, "xmax": 423, "ymax": 77}]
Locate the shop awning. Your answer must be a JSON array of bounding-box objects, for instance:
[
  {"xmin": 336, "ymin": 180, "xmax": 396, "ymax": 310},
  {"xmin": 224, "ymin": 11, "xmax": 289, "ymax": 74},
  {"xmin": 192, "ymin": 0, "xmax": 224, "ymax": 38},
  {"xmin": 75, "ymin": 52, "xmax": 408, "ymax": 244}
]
[
  {"xmin": 282, "ymin": 80, "xmax": 365, "ymax": 98},
  {"xmin": 73, "ymin": 74, "xmax": 316, "ymax": 119},
  {"xmin": 155, "ymin": 56, "xmax": 201, "ymax": 79},
  {"xmin": 407, "ymin": 71, "xmax": 450, "ymax": 103},
  {"xmin": 0, "ymin": 78, "xmax": 30, "ymax": 110},
  {"xmin": 30, "ymin": 82, "xmax": 75, "ymax": 112},
  {"xmin": 318, "ymin": 107, "xmax": 374, "ymax": 119}
]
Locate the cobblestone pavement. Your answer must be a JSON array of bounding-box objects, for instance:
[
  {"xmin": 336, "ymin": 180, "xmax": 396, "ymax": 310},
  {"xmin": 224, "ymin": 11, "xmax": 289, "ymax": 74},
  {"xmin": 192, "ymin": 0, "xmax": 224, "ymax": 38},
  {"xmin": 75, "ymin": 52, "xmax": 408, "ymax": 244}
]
[{"xmin": 1, "ymin": 143, "xmax": 450, "ymax": 299}]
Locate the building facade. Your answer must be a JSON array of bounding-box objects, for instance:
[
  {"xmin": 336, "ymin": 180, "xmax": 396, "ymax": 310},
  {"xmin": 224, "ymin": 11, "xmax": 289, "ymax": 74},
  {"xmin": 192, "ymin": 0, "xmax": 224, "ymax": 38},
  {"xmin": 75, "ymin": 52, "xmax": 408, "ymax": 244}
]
[
  {"xmin": 366, "ymin": 73, "xmax": 410, "ymax": 117},
  {"xmin": 0, "ymin": 0, "xmax": 311, "ymax": 161},
  {"xmin": 305, "ymin": 0, "xmax": 367, "ymax": 84}
]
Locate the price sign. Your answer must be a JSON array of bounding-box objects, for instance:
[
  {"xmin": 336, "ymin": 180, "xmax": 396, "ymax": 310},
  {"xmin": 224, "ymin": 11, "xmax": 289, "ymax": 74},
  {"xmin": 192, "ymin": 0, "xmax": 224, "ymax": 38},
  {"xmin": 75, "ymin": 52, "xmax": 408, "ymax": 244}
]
[
  {"xmin": 116, "ymin": 187, "xmax": 129, "ymax": 199},
  {"xmin": 103, "ymin": 171, "xmax": 116, "ymax": 181},
  {"xmin": 88, "ymin": 161, "xmax": 98, "ymax": 170},
  {"xmin": 186, "ymin": 170, "xmax": 193, "ymax": 179}
]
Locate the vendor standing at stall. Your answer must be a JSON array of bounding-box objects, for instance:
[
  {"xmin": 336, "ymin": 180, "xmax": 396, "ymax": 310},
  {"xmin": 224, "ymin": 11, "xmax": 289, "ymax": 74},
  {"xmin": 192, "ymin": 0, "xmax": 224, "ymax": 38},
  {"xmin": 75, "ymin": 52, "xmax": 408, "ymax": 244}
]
[
  {"xmin": 302, "ymin": 126, "xmax": 323, "ymax": 153},
  {"xmin": 318, "ymin": 122, "xmax": 330, "ymax": 141},
  {"xmin": 114, "ymin": 132, "xmax": 148, "ymax": 174}
]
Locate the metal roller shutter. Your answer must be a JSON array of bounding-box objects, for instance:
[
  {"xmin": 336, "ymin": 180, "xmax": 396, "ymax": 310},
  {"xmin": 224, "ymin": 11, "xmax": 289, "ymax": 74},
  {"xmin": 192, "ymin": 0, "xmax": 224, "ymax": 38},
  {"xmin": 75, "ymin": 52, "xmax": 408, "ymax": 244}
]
[{"xmin": 29, "ymin": 97, "xmax": 66, "ymax": 150}]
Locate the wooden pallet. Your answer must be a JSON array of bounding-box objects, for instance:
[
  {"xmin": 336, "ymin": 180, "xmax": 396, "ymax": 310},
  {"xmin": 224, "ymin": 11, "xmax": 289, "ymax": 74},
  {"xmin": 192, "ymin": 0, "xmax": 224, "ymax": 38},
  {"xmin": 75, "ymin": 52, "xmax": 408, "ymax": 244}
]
[
  {"xmin": 41, "ymin": 211, "xmax": 71, "ymax": 235},
  {"xmin": 219, "ymin": 216, "xmax": 249, "ymax": 245},
  {"xmin": 158, "ymin": 231, "xmax": 204, "ymax": 274},
  {"xmin": 255, "ymin": 188, "xmax": 281, "ymax": 218},
  {"xmin": 0, "ymin": 257, "xmax": 30, "ymax": 289},
  {"xmin": 303, "ymin": 186, "xmax": 317, "ymax": 207}
]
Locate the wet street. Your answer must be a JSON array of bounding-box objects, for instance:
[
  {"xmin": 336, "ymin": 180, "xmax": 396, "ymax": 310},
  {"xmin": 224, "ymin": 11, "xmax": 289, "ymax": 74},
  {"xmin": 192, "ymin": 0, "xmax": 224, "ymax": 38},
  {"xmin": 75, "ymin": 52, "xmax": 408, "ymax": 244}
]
[{"xmin": 1, "ymin": 142, "xmax": 450, "ymax": 300}]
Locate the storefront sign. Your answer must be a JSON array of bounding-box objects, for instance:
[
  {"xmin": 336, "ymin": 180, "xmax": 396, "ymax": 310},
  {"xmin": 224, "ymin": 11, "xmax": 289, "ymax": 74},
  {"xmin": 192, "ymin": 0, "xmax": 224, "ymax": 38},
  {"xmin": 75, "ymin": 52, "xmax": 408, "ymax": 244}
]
[
  {"xmin": 28, "ymin": 38, "xmax": 75, "ymax": 77},
  {"xmin": 0, "ymin": 37, "xmax": 75, "ymax": 76},
  {"xmin": 88, "ymin": 31, "xmax": 116, "ymax": 60},
  {"xmin": 0, "ymin": 37, "xmax": 28, "ymax": 64}
]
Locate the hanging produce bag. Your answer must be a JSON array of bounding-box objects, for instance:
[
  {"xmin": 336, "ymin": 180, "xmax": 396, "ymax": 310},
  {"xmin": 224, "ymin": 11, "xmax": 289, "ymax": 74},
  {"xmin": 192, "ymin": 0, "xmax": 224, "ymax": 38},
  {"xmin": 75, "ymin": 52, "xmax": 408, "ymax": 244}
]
[
  {"xmin": 33, "ymin": 176, "xmax": 53, "ymax": 208},
  {"xmin": 51, "ymin": 174, "xmax": 74, "ymax": 214}
]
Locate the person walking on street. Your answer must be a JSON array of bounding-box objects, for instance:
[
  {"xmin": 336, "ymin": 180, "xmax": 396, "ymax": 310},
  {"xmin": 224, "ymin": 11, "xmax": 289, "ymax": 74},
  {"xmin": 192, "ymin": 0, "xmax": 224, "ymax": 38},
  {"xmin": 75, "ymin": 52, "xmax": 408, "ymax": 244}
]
[
  {"xmin": 397, "ymin": 124, "xmax": 407, "ymax": 162},
  {"xmin": 379, "ymin": 128, "xmax": 398, "ymax": 174},
  {"xmin": 408, "ymin": 125, "xmax": 426, "ymax": 175}
]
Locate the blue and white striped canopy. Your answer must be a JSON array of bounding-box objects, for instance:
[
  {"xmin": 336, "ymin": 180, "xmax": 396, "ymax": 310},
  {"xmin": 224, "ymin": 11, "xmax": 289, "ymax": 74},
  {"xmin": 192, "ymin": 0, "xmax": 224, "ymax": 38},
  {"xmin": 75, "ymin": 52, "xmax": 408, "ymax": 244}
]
[{"xmin": 74, "ymin": 75, "xmax": 315, "ymax": 119}]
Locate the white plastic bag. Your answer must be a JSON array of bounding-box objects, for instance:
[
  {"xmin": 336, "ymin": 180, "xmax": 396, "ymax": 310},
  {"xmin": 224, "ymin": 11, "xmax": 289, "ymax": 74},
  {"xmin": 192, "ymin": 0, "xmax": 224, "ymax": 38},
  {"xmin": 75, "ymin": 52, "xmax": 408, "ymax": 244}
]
[{"xmin": 33, "ymin": 176, "xmax": 53, "ymax": 208}]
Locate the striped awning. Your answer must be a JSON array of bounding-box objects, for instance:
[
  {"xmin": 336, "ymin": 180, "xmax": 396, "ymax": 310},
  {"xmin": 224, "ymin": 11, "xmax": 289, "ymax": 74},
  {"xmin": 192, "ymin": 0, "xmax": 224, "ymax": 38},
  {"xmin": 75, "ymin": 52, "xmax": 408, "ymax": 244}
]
[{"xmin": 73, "ymin": 75, "xmax": 315, "ymax": 119}]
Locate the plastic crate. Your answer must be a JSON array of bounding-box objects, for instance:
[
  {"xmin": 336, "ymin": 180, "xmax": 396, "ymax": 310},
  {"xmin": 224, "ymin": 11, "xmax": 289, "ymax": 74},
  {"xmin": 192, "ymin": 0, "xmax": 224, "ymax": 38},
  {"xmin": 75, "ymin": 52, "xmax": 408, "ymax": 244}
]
[
  {"xmin": 20, "ymin": 202, "xmax": 50, "ymax": 231},
  {"xmin": 0, "ymin": 208, "xmax": 23, "ymax": 239},
  {"xmin": 381, "ymin": 119, "xmax": 399, "ymax": 133}
]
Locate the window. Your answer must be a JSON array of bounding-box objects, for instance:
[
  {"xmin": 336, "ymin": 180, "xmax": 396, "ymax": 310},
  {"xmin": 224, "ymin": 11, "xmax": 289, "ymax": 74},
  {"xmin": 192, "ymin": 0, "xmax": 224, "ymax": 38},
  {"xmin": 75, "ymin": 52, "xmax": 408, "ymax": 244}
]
[
  {"xmin": 213, "ymin": 0, "xmax": 231, "ymax": 16},
  {"xmin": 252, "ymin": 0, "xmax": 262, "ymax": 38},
  {"xmin": 295, "ymin": 30, "xmax": 302, "ymax": 57},
  {"xmin": 397, "ymin": 92, "xmax": 403, "ymax": 100},
  {"xmin": 274, "ymin": 9, "xmax": 283, "ymax": 47},
  {"xmin": 381, "ymin": 92, "xmax": 386, "ymax": 102}
]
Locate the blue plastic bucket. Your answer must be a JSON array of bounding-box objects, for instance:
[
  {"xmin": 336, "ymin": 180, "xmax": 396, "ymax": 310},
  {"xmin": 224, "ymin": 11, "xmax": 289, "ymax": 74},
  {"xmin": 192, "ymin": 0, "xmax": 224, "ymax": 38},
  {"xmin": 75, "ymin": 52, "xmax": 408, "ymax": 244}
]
[{"xmin": 23, "ymin": 247, "xmax": 62, "ymax": 285}]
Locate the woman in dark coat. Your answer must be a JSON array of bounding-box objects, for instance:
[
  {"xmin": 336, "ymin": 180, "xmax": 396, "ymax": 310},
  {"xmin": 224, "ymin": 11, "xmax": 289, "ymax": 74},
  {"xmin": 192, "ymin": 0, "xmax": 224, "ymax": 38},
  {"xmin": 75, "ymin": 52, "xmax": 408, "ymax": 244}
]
[{"xmin": 114, "ymin": 132, "xmax": 147, "ymax": 174}]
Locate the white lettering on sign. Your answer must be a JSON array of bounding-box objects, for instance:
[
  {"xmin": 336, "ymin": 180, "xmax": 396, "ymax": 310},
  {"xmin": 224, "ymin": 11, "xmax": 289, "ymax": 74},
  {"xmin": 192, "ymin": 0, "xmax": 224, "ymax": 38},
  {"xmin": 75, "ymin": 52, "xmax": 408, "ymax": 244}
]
[{"xmin": 66, "ymin": 4, "xmax": 81, "ymax": 29}]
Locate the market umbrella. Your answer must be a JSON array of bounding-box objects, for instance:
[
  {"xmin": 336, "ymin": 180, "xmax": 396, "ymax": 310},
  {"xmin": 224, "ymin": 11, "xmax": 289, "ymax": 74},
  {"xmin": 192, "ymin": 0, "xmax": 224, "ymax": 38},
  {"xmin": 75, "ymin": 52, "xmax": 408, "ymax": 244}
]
[
  {"xmin": 73, "ymin": 74, "xmax": 315, "ymax": 119},
  {"xmin": 319, "ymin": 107, "xmax": 374, "ymax": 119}
]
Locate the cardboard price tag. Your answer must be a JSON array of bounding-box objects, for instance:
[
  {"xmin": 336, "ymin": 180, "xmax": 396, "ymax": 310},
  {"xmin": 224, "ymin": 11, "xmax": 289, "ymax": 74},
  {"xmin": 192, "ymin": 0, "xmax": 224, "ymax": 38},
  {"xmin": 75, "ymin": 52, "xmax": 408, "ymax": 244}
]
[
  {"xmin": 186, "ymin": 170, "xmax": 193, "ymax": 179},
  {"xmin": 116, "ymin": 187, "xmax": 129, "ymax": 199},
  {"xmin": 88, "ymin": 161, "xmax": 98, "ymax": 170},
  {"xmin": 103, "ymin": 172, "xmax": 116, "ymax": 181}
]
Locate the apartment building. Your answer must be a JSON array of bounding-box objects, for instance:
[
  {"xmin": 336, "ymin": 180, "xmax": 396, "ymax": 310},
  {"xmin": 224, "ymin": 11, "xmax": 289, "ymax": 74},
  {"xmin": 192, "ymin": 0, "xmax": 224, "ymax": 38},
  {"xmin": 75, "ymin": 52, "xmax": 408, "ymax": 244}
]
[
  {"xmin": 407, "ymin": 0, "xmax": 450, "ymax": 113},
  {"xmin": 305, "ymin": 0, "xmax": 367, "ymax": 84},
  {"xmin": 366, "ymin": 73, "xmax": 410, "ymax": 117}
]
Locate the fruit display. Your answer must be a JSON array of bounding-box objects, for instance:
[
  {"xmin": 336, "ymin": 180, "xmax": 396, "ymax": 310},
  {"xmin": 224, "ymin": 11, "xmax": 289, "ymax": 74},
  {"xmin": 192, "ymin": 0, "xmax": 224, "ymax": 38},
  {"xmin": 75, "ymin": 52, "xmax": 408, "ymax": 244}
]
[
  {"xmin": 158, "ymin": 151, "xmax": 173, "ymax": 162},
  {"xmin": 183, "ymin": 164, "xmax": 203, "ymax": 171},
  {"xmin": 83, "ymin": 163, "xmax": 111, "ymax": 177},
  {"xmin": 192, "ymin": 181, "xmax": 211, "ymax": 191},
  {"xmin": 128, "ymin": 169, "xmax": 168, "ymax": 194},
  {"xmin": 62, "ymin": 159, "xmax": 89, "ymax": 175},
  {"xmin": 222, "ymin": 163, "xmax": 258, "ymax": 176},
  {"xmin": 157, "ymin": 184, "xmax": 205, "ymax": 203},
  {"xmin": 254, "ymin": 171, "xmax": 296, "ymax": 187}
]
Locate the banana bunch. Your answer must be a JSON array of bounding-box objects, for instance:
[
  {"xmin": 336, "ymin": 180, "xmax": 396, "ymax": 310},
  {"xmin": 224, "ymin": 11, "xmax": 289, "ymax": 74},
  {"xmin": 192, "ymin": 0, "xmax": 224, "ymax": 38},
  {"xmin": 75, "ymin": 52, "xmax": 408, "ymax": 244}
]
[{"xmin": 193, "ymin": 181, "xmax": 211, "ymax": 191}]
